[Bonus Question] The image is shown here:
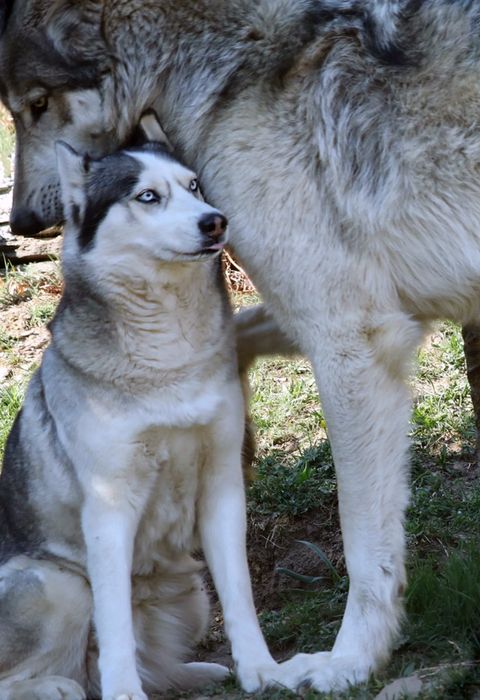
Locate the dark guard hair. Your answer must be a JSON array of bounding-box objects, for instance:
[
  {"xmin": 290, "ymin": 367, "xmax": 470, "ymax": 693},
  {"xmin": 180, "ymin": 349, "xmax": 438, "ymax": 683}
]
[
  {"xmin": 0, "ymin": 0, "xmax": 15, "ymax": 34},
  {"xmin": 0, "ymin": 0, "xmax": 110, "ymax": 101},
  {"xmin": 79, "ymin": 151, "xmax": 143, "ymax": 251}
]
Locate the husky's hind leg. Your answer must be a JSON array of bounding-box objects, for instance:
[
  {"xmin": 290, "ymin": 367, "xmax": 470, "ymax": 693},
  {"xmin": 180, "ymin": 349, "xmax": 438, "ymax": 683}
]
[
  {"xmin": 133, "ymin": 568, "xmax": 229, "ymax": 693},
  {"xmin": 0, "ymin": 556, "xmax": 92, "ymax": 700}
]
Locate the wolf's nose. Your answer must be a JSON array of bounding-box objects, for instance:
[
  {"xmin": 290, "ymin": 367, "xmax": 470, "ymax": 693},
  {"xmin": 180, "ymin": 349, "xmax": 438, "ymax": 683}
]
[
  {"xmin": 198, "ymin": 212, "xmax": 228, "ymax": 239},
  {"xmin": 10, "ymin": 208, "xmax": 46, "ymax": 237}
]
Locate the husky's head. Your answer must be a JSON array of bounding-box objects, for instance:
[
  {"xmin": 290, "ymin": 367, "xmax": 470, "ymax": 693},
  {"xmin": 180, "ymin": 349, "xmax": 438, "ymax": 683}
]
[
  {"xmin": 0, "ymin": 0, "xmax": 117, "ymax": 235},
  {"xmin": 56, "ymin": 114, "xmax": 228, "ymax": 279}
]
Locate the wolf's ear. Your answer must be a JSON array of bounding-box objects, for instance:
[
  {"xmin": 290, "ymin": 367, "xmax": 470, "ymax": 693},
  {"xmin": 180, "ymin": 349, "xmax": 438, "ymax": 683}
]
[
  {"xmin": 55, "ymin": 141, "xmax": 88, "ymax": 225},
  {"xmin": 45, "ymin": 0, "xmax": 109, "ymax": 72},
  {"xmin": 133, "ymin": 111, "xmax": 173, "ymax": 151}
]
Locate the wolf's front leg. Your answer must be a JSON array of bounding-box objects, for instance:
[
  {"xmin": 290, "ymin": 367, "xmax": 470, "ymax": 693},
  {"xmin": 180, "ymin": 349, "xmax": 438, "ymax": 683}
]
[
  {"xmin": 273, "ymin": 309, "xmax": 424, "ymax": 692},
  {"xmin": 198, "ymin": 382, "xmax": 281, "ymax": 693},
  {"xmin": 82, "ymin": 483, "xmax": 147, "ymax": 700}
]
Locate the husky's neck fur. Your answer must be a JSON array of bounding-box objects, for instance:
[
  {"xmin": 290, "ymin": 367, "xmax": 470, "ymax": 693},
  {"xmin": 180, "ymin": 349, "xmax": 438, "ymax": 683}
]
[{"xmin": 49, "ymin": 255, "xmax": 232, "ymax": 387}]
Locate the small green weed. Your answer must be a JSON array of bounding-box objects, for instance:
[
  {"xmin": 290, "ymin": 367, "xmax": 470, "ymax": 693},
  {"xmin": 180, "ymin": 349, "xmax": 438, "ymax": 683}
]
[
  {"xmin": 0, "ymin": 382, "xmax": 25, "ymax": 462},
  {"xmin": 249, "ymin": 356, "xmax": 323, "ymax": 454},
  {"xmin": 0, "ymin": 106, "xmax": 14, "ymax": 178},
  {"xmin": 276, "ymin": 540, "xmax": 342, "ymax": 585},
  {"xmin": 413, "ymin": 323, "xmax": 475, "ymax": 454},
  {"xmin": 0, "ymin": 328, "xmax": 15, "ymax": 351},
  {"xmin": 248, "ymin": 443, "xmax": 336, "ymax": 517},
  {"xmin": 26, "ymin": 301, "xmax": 57, "ymax": 328},
  {"xmin": 406, "ymin": 544, "xmax": 480, "ymax": 658}
]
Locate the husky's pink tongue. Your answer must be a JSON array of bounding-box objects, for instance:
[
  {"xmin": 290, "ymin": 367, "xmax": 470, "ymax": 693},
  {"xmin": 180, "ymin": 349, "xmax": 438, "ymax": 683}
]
[{"xmin": 206, "ymin": 241, "xmax": 225, "ymax": 251}]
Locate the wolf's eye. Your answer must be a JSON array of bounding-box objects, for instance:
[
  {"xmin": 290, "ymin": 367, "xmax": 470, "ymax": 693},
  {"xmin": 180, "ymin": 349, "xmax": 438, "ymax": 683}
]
[
  {"xmin": 189, "ymin": 178, "xmax": 198, "ymax": 192},
  {"xmin": 30, "ymin": 96, "xmax": 48, "ymax": 119},
  {"xmin": 136, "ymin": 189, "xmax": 161, "ymax": 204}
]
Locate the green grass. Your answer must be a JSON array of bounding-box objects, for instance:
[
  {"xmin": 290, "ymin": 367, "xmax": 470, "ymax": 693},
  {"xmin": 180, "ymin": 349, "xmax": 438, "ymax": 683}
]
[
  {"xmin": 413, "ymin": 322, "xmax": 476, "ymax": 453},
  {"xmin": 249, "ymin": 356, "xmax": 324, "ymax": 454},
  {"xmin": 248, "ymin": 443, "xmax": 336, "ymax": 517},
  {"xmin": 261, "ymin": 577, "xmax": 348, "ymax": 654},
  {"xmin": 0, "ymin": 381, "xmax": 26, "ymax": 462},
  {"xmin": 0, "ymin": 106, "xmax": 14, "ymax": 179},
  {"xmin": 406, "ymin": 544, "xmax": 480, "ymax": 656},
  {"xmin": 0, "ymin": 328, "xmax": 15, "ymax": 351},
  {"xmin": 26, "ymin": 300, "xmax": 57, "ymax": 327}
]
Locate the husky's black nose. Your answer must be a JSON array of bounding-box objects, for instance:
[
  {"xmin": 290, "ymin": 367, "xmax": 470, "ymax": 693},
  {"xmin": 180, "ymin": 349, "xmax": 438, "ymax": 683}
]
[
  {"xmin": 10, "ymin": 208, "xmax": 45, "ymax": 237},
  {"xmin": 198, "ymin": 212, "xmax": 228, "ymax": 239}
]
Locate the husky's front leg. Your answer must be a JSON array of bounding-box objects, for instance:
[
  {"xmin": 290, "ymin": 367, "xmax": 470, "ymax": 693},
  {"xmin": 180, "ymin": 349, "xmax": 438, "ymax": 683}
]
[
  {"xmin": 81, "ymin": 481, "xmax": 147, "ymax": 700},
  {"xmin": 198, "ymin": 382, "xmax": 278, "ymax": 692}
]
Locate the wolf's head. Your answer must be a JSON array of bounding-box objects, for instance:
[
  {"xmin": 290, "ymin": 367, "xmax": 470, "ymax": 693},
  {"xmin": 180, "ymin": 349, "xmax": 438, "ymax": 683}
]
[
  {"xmin": 0, "ymin": 0, "xmax": 118, "ymax": 235},
  {"xmin": 56, "ymin": 114, "xmax": 228, "ymax": 285}
]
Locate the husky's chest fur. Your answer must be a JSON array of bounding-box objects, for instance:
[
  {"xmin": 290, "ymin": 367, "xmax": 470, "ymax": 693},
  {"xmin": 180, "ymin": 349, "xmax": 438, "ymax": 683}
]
[
  {"xmin": 27, "ymin": 270, "xmax": 234, "ymax": 573},
  {"xmin": 131, "ymin": 425, "xmax": 206, "ymax": 572}
]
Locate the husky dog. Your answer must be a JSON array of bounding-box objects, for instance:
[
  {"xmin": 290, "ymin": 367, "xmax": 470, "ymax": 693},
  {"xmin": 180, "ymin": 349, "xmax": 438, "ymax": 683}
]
[
  {"xmin": 2, "ymin": 0, "xmax": 480, "ymax": 692},
  {"xmin": 0, "ymin": 115, "xmax": 288, "ymax": 700}
]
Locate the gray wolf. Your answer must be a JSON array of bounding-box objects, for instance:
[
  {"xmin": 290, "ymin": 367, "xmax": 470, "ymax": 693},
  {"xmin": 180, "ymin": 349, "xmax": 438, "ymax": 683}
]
[
  {"xmin": 0, "ymin": 114, "xmax": 286, "ymax": 699},
  {"xmin": 1, "ymin": 0, "xmax": 480, "ymax": 692}
]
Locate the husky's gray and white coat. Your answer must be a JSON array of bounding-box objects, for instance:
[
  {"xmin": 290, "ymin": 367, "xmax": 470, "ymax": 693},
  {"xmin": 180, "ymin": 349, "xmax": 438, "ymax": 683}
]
[
  {"xmin": 0, "ymin": 119, "xmax": 282, "ymax": 700},
  {"xmin": 1, "ymin": 0, "xmax": 480, "ymax": 693}
]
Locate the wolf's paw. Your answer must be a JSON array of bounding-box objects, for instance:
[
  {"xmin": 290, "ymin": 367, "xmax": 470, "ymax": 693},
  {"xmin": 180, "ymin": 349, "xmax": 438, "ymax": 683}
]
[
  {"xmin": 276, "ymin": 652, "xmax": 371, "ymax": 692},
  {"xmin": 236, "ymin": 661, "xmax": 289, "ymax": 693},
  {"xmin": 5, "ymin": 676, "xmax": 86, "ymax": 700}
]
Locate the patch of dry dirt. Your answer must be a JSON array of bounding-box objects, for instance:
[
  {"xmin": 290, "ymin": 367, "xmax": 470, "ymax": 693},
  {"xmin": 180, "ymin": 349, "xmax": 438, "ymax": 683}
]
[{"xmin": 0, "ymin": 260, "xmax": 63, "ymax": 384}]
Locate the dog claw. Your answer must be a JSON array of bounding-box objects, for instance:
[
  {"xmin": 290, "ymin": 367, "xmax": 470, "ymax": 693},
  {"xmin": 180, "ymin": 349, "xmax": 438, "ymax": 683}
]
[{"xmin": 297, "ymin": 677, "xmax": 313, "ymax": 690}]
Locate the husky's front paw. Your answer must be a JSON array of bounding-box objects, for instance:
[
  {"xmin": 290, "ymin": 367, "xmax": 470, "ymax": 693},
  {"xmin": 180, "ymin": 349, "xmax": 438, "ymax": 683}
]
[
  {"xmin": 236, "ymin": 661, "xmax": 287, "ymax": 693},
  {"xmin": 5, "ymin": 676, "xmax": 86, "ymax": 700}
]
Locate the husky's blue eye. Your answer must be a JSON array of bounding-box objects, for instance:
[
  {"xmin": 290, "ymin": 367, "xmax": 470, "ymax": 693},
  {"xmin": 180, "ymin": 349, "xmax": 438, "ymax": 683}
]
[
  {"xmin": 189, "ymin": 178, "xmax": 198, "ymax": 192},
  {"xmin": 136, "ymin": 189, "xmax": 160, "ymax": 204}
]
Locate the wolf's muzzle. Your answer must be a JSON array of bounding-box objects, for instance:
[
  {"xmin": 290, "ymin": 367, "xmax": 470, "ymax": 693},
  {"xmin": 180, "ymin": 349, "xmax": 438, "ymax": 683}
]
[{"xmin": 10, "ymin": 207, "xmax": 47, "ymax": 237}]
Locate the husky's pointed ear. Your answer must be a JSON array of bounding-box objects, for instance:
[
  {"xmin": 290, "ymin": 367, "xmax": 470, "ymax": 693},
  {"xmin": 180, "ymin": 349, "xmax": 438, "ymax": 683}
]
[
  {"xmin": 137, "ymin": 111, "xmax": 173, "ymax": 151},
  {"xmin": 55, "ymin": 141, "xmax": 88, "ymax": 225}
]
